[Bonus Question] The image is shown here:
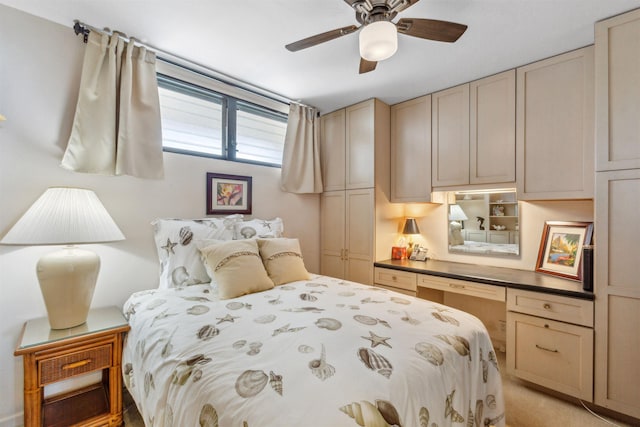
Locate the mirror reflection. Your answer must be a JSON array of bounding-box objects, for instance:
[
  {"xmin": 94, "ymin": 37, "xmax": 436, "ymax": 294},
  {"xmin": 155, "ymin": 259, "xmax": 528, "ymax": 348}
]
[{"xmin": 448, "ymin": 189, "xmax": 520, "ymax": 256}]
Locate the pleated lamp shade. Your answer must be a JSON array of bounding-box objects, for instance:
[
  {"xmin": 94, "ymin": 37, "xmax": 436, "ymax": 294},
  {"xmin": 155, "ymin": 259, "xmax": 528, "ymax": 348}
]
[
  {"xmin": 449, "ymin": 204, "xmax": 468, "ymax": 222},
  {"xmin": 1, "ymin": 187, "xmax": 124, "ymax": 245},
  {"xmin": 1, "ymin": 187, "xmax": 124, "ymax": 329}
]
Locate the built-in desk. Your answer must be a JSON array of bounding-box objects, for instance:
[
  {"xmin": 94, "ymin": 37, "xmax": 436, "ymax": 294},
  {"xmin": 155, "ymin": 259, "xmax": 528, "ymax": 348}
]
[
  {"xmin": 373, "ymin": 258, "xmax": 593, "ymax": 300},
  {"xmin": 373, "ymin": 259, "xmax": 595, "ymax": 401}
]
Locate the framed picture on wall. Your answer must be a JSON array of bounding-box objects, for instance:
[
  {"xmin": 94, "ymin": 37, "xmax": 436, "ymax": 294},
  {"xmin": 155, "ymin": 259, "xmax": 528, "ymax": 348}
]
[
  {"xmin": 206, "ymin": 173, "xmax": 252, "ymax": 215},
  {"xmin": 535, "ymin": 221, "xmax": 593, "ymax": 281}
]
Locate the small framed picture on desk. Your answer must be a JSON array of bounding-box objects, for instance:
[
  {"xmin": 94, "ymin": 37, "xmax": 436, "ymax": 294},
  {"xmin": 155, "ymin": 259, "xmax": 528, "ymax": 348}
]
[{"xmin": 410, "ymin": 245, "xmax": 428, "ymax": 261}]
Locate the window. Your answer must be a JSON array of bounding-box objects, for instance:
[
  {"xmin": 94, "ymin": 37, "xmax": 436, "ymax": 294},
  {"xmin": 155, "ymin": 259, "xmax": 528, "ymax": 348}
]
[{"xmin": 157, "ymin": 74, "xmax": 287, "ymax": 167}]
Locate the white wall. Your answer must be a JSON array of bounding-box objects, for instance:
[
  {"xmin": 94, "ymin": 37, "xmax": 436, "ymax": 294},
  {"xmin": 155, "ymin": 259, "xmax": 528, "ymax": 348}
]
[{"xmin": 0, "ymin": 5, "xmax": 319, "ymax": 424}]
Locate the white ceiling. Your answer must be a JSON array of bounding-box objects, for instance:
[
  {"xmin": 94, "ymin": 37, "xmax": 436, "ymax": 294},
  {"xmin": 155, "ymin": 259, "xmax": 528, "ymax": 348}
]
[{"xmin": 2, "ymin": 0, "xmax": 640, "ymax": 113}]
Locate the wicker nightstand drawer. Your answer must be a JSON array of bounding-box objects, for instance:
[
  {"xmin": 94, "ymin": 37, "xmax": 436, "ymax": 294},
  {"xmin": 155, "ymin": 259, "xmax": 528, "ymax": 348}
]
[{"xmin": 40, "ymin": 344, "xmax": 112, "ymax": 385}]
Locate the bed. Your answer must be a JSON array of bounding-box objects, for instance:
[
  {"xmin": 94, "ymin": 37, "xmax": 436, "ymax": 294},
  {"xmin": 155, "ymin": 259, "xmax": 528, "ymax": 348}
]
[
  {"xmin": 450, "ymin": 240, "xmax": 519, "ymax": 255},
  {"xmin": 121, "ymin": 217, "xmax": 505, "ymax": 427}
]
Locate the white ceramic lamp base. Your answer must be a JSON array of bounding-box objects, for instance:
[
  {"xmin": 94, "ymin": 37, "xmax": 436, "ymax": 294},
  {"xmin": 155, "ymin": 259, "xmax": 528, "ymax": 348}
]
[
  {"xmin": 449, "ymin": 221, "xmax": 465, "ymax": 246},
  {"xmin": 36, "ymin": 246, "xmax": 100, "ymax": 329}
]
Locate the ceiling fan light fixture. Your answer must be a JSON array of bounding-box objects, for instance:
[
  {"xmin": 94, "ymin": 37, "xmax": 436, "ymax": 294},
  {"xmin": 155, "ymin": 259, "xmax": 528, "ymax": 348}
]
[{"xmin": 359, "ymin": 20, "xmax": 398, "ymax": 62}]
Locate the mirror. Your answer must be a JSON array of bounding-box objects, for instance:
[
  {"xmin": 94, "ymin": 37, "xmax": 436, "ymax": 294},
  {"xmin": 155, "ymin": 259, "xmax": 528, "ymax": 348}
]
[{"xmin": 448, "ymin": 189, "xmax": 520, "ymax": 257}]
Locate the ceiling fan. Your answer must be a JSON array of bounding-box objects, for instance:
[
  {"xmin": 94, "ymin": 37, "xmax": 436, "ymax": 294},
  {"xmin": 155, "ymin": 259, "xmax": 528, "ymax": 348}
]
[{"xmin": 285, "ymin": 0, "xmax": 467, "ymax": 74}]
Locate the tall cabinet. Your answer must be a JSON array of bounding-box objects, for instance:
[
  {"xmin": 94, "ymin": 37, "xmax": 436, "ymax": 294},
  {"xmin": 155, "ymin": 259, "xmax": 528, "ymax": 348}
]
[
  {"xmin": 319, "ymin": 99, "xmax": 395, "ymax": 285},
  {"xmin": 390, "ymin": 95, "xmax": 432, "ymax": 202},
  {"xmin": 594, "ymin": 8, "xmax": 640, "ymax": 419},
  {"xmin": 516, "ymin": 47, "xmax": 595, "ymax": 200}
]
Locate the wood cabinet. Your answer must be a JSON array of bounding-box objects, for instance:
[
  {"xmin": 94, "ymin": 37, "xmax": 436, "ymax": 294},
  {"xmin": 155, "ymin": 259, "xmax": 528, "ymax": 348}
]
[
  {"xmin": 432, "ymin": 83, "xmax": 470, "ymax": 187},
  {"xmin": 14, "ymin": 307, "xmax": 130, "ymax": 427},
  {"xmin": 470, "ymin": 69, "xmax": 516, "ymax": 185},
  {"xmin": 373, "ymin": 267, "xmax": 417, "ymax": 296},
  {"xmin": 319, "ymin": 109, "xmax": 346, "ymax": 192},
  {"xmin": 516, "ymin": 46, "xmax": 595, "ymax": 200},
  {"xmin": 507, "ymin": 289, "xmax": 594, "ymax": 401},
  {"xmin": 594, "ymin": 10, "xmax": 640, "ymax": 419},
  {"xmin": 432, "ymin": 70, "xmax": 516, "ymax": 189},
  {"xmin": 319, "ymin": 191, "xmax": 347, "ymax": 280},
  {"xmin": 390, "ymin": 95, "xmax": 432, "ymax": 202},
  {"xmin": 595, "ymin": 8, "xmax": 640, "ymax": 171},
  {"xmin": 594, "ymin": 169, "xmax": 640, "ymax": 418},
  {"xmin": 418, "ymin": 274, "xmax": 506, "ymax": 302},
  {"xmin": 320, "ymin": 99, "xmax": 388, "ymax": 191},
  {"xmin": 319, "ymin": 99, "xmax": 393, "ymax": 285},
  {"xmin": 320, "ymin": 189, "xmax": 377, "ymax": 285},
  {"xmin": 320, "ymin": 189, "xmax": 376, "ymax": 284}
]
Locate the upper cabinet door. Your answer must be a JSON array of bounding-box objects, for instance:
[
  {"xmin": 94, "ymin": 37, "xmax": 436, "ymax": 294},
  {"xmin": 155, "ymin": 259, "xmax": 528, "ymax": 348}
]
[
  {"xmin": 345, "ymin": 100, "xmax": 376, "ymax": 190},
  {"xmin": 432, "ymin": 83, "xmax": 470, "ymax": 187},
  {"xmin": 516, "ymin": 47, "xmax": 595, "ymax": 200},
  {"xmin": 320, "ymin": 109, "xmax": 346, "ymax": 192},
  {"xmin": 470, "ymin": 70, "xmax": 516, "ymax": 185},
  {"xmin": 390, "ymin": 95, "xmax": 432, "ymax": 202},
  {"xmin": 595, "ymin": 8, "xmax": 640, "ymax": 171}
]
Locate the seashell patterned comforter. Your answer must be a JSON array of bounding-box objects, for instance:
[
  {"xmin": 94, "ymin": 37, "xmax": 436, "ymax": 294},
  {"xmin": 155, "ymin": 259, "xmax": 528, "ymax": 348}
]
[{"xmin": 122, "ymin": 274, "xmax": 505, "ymax": 427}]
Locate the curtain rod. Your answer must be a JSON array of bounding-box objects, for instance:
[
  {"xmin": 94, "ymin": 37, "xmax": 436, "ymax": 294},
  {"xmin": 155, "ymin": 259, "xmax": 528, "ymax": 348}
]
[{"xmin": 72, "ymin": 20, "xmax": 314, "ymax": 110}]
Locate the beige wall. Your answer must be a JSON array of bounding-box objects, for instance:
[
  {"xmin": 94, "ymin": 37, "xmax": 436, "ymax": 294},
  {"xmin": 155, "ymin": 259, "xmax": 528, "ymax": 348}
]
[
  {"xmin": 400, "ymin": 199, "xmax": 594, "ymax": 269},
  {"xmin": 0, "ymin": 6, "xmax": 319, "ymax": 424}
]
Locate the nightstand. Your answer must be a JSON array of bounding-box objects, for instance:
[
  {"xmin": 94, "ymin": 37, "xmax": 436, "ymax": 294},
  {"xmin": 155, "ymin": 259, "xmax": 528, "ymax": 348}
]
[{"xmin": 14, "ymin": 306, "xmax": 130, "ymax": 427}]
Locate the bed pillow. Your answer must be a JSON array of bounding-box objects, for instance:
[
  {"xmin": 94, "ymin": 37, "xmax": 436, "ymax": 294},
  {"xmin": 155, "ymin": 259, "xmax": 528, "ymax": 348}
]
[
  {"xmin": 152, "ymin": 215, "xmax": 242, "ymax": 288},
  {"xmin": 199, "ymin": 239, "xmax": 274, "ymax": 299},
  {"xmin": 257, "ymin": 238, "xmax": 311, "ymax": 285},
  {"xmin": 233, "ymin": 217, "xmax": 284, "ymax": 239}
]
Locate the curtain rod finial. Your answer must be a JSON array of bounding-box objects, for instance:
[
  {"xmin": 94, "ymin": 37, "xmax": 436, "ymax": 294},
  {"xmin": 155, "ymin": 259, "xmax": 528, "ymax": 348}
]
[{"xmin": 73, "ymin": 21, "xmax": 90, "ymax": 43}]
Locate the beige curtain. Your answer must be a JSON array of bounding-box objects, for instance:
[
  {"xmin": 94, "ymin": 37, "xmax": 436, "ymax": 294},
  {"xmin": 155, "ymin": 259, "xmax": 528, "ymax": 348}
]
[
  {"xmin": 61, "ymin": 31, "xmax": 164, "ymax": 179},
  {"xmin": 280, "ymin": 103, "xmax": 323, "ymax": 193}
]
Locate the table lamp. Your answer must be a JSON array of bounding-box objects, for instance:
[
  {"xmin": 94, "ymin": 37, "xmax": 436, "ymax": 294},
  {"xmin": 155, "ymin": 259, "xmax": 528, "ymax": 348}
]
[
  {"xmin": 402, "ymin": 218, "xmax": 421, "ymax": 255},
  {"xmin": 1, "ymin": 187, "xmax": 125, "ymax": 329},
  {"xmin": 449, "ymin": 204, "xmax": 468, "ymax": 246}
]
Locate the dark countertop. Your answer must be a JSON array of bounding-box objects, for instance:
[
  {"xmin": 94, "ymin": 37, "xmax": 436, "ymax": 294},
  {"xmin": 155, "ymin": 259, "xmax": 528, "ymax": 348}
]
[{"xmin": 374, "ymin": 259, "xmax": 594, "ymax": 300}]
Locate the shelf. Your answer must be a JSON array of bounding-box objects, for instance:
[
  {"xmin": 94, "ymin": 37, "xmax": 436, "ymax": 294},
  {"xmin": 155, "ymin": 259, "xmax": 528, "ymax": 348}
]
[
  {"xmin": 43, "ymin": 382, "xmax": 109, "ymax": 427},
  {"xmin": 490, "ymin": 216, "xmax": 517, "ymax": 218},
  {"xmin": 489, "ymin": 202, "xmax": 517, "ymax": 204}
]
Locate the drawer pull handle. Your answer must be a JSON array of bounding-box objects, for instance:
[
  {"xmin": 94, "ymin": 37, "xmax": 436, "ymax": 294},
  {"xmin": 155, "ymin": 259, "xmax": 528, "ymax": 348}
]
[
  {"xmin": 543, "ymin": 303, "xmax": 552, "ymax": 310},
  {"xmin": 391, "ymin": 276, "xmax": 397, "ymax": 281},
  {"xmin": 535, "ymin": 344, "xmax": 558, "ymax": 353},
  {"xmin": 449, "ymin": 283, "xmax": 466, "ymax": 289},
  {"xmin": 62, "ymin": 359, "xmax": 92, "ymax": 370}
]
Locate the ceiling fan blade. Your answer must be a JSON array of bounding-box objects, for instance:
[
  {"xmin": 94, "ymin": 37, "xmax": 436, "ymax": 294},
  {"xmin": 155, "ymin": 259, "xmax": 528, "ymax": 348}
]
[
  {"xmin": 359, "ymin": 58, "xmax": 377, "ymax": 74},
  {"xmin": 285, "ymin": 25, "xmax": 358, "ymax": 52},
  {"xmin": 396, "ymin": 18, "xmax": 467, "ymax": 42}
]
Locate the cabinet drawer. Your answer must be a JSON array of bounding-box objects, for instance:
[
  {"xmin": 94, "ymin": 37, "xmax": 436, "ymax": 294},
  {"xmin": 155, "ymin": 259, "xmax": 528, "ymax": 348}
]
[
  {"xmin": 374, "ymin": 283, "xmax": 416, "ymax": 296},
  {"xmin": 374, "ymin": 268, "xmax": 416, "ymax": 292},
  {"xmin": 417, "ymin": 274, "xmax": 506, "ymax": 302},
  {"xmin": 507, "ymin": 288, "xmax": 593, "ymax": 327},
  {"xmin": 507, "ymin": 312, "xmax": 593, "ymax": 401},
  {"xmin": 40, "ymin": 344, "xmax": 112, "ymax": 385}
]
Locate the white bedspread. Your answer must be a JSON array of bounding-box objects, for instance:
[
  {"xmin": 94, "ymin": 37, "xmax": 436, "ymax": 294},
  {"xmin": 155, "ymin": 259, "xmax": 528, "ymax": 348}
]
[{"xmin": 122, "ymin": 275, "xmax": 505, "ymax": 427}]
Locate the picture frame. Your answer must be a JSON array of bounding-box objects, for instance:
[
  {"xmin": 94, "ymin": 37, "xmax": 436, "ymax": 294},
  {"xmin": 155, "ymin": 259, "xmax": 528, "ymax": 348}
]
[
  {"xmin": 535, "ymin": 221, "xmax": 593, "ymax": 281},
  {"xmin": 410, "ymin": 245, "xmax": 429, "ymax": 262},
  {"xmin": 206, "ymin": 173, "xmax": 252, "ymax": 215}
]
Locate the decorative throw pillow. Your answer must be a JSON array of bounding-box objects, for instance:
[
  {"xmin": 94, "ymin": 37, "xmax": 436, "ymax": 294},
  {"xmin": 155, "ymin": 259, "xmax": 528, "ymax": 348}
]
[
  {"xmin": 194, "ymin": 238, "xmax": 225, "ymax": 281},
  {"xmin": 199, "ymin": 239, "xmax": 274, "ymax": 299},
  {"xmin": 152, "ymin": 215, "xmax": 242, "ymax": 288},
  {"xmin": 257, "ymin": 238, "xmax": 311, "ymax": 286},
  {"xmin": 234, "ymin": 217, "xmax": 284, "ymax": 240}
]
